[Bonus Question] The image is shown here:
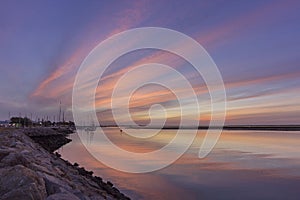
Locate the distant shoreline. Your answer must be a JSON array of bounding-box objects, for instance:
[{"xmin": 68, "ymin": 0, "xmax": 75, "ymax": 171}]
[{"xmin": 93, "ymin": 125, "xmax": 300, "ymax": 131}]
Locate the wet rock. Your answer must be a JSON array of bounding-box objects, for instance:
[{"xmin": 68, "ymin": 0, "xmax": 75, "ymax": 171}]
[
  {"xmin": 55, "ymin": 152, "xmax": 62, "ymax": 157},
  {"xmin": 107, "ymin": 181, "xmax": 114, "ymax": 187}
]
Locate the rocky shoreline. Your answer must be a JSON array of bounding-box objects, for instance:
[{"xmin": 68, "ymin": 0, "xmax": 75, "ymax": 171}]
[{"xmin": 0, "ymin": 127, "xmax": 131, "ymax": 200}]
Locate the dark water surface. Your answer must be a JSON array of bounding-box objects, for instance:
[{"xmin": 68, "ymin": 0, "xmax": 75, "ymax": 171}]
[{"xmin": 57, "ymin": 128, "xmax": 300, "ymax": 200}]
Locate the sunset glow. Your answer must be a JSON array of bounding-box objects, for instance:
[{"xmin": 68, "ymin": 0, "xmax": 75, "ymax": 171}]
[{"xmin": 1, "ymin": 0, "xmax": 299, "ymax": 125}]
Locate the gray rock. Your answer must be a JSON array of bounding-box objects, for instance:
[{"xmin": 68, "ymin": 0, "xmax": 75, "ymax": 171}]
[
  {"xmin": 43, "ymin": 173, "xmax": 73, "ymax": 195},
  {"xmin": 0, "ymin": 149, "xmax": 10, "ymax": 162},
  {"xmin": 0, "ymin": 165, "xmax": 47, "ymax": 200},
  {"xmin": 0, "ymin": 128, "xmax": 130, "ymax": 200},
  {"xmin": 0, "ymin": 152, "xmax": 31, "ymax": 168},
  {"xmin": 46, "ymin": 192, "xmax": 81, "ymax": 200}
]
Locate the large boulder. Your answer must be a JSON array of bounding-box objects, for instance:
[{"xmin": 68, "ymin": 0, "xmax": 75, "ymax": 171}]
[
  {"xmin": 0, "ymin": 165, "xmax": 47, "ymax": 200},
  {"xmin": 46, "ymin": 192, "xmax": 81, "ymax": 200}
]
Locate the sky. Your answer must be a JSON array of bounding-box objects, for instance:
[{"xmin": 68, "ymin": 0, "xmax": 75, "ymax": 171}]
[{"xmin": 0, "ymin": 0, "xmax": 299, "ymax": 125}]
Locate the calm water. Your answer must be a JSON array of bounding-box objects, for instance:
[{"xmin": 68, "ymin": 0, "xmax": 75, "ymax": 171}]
[{"xmin": 57, "ymin": 128, "xmax": 300, "ymax": 200}]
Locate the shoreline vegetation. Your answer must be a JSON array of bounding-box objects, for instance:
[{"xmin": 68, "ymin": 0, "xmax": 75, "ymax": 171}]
[{"xmin": 0, "ymin": 127, "xmax": 130, "ymax": 200}]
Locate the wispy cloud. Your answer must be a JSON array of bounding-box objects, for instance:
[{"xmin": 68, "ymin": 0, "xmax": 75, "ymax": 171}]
[{"xmin": 29, "ymin": 1, "xmax": 300, "ymax": 125}]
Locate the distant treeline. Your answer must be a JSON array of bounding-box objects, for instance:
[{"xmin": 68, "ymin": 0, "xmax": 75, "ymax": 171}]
[{"xmin": 9, "ymin": 117, "xmax": 75, "ymax": 127}]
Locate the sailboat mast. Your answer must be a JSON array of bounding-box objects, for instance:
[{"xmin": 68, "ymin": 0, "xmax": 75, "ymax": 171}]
[{"xmin": 58, "ymin": 101, "xmax": 61, "ymax": 122}]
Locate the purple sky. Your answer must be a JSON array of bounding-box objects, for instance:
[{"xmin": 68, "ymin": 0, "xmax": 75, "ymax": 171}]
[{"xmin": 0, "ymin": 0, "xmax": 299, "ymax": 125}]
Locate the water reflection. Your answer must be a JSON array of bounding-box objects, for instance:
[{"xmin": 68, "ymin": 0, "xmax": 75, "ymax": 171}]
[
  {"xmin": 58, "ymin": 128, "xmax": 300, "ymax": 200},
  {"xmin": 83, "ymin": 129, "xmax": 94, "ymax": 145}
]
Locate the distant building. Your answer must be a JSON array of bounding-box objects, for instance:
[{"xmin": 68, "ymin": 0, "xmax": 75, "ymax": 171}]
[{"xmin": 0, "ymin": 120, "xmax": 10, "ymax": 127}]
